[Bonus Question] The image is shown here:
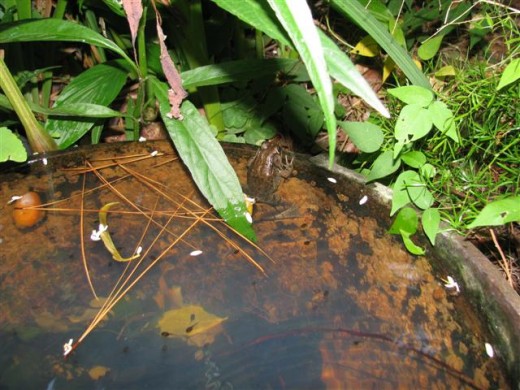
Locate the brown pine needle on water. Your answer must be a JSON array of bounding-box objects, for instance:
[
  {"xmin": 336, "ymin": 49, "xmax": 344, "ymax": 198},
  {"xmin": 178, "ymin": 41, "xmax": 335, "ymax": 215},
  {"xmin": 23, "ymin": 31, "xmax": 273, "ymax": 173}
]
[{"xmin": 59, "ymin": 154, "xmax": 273, "ymax": 356}]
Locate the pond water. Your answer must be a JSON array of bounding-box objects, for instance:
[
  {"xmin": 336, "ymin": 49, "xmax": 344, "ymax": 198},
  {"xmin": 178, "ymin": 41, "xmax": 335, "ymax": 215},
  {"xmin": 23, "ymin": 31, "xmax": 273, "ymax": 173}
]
[{"xmin": 0, "ymin": 141, "xmax": 511, "ymax": 389}]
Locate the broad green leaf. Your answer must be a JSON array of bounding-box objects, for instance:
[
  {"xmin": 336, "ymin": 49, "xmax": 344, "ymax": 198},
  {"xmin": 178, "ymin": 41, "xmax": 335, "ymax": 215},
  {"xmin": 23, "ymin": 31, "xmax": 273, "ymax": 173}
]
[
  {"xmin": 0, "ymin": 19, "xmax": 136, "ymax": 72},
  {"xmin": 429, "ymin": 100, "xmax": 458, "ymax": 142},
  {"xmin": 392, "ymin": 170, "xmax": 434, "ymax": 211},
  {"xmin": 338, "ymin": 121, "xmax": 384, "ymax": 153},
  {"xmin": 389, "ymin": 207, "xmax": 418, "ymax": 234},
  {"xmin": 392, "ymin": 170, "xmax": 436, "ymax": 215},
  {"xmin": 467, "ymin": 197, "xmax": 520, "ymax": 229},
  {"xmin": 401, "ymin": 151, "xmax": 426, "ymax": 168},
  {"xmin": 394, "ymin": 104, "xmax": 433, "ymax": 147},
  {"xmin": 418, "ymin": 35, "xmax": 444, "ymax": 60},
  {"xmin": 267, "ymin": 0, "xmax": 336, "ymax": 166},
  {"xmin": 419, "ymin": 163, "xmax": 436, "ymax": 179},
  {"xmin": 45, "ymin": 63, "xmax": 127, "ymax": 149},
  {"xmin": 391, "ymin": 170, "xmax": 416, "ymax": 215},
  {"xmin": 366, "ymin": 150, "xmax": 401, "ymax": 182},
  {"xmin": 497, "ymin": 58, "xmax": 520, "ymax": 90},
  {"xmin": 282, "ymin": 84, "xmax": 324, "ymax": 139},
  {"xmin": 0, "ymin": 127, "xmax": 27, "ymax": 162},
  {"xmin": 388, "ymin": 86, "xmax": 434, "ymax": 107},
  {"xmin": 150, "ymin": 77, "xmax": 256, "ymax": 241},
  {"xmin": 422, "ymin": 208, "xmax": 440, "ymax": 245},
  {"xmin": 330, "ymin": 0, "xmax": 431, "ymax": 89}
]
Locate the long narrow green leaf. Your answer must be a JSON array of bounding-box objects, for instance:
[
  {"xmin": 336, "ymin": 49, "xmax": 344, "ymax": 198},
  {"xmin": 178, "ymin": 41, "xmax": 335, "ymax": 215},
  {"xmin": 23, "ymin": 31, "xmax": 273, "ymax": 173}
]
[
  {"xmin": 45, "ymin": 63, "xmax": 127, "ymax": 149},
  {"xmin": 267, "ymin": 0, "xmax": 336, "ymax": 166},
  {"xmin": 0, "ymin": 94, "xmax": 122, "ymax": 118},
  {"xmin": 150, "ymin": 76, "xmax": 256, "ymax": 242},
  {"xmin": 211, "ymin": 0, "xmax": 291, "ymax": 45},
  {"xmin": 331, "ymin": 0, "xmax": 430, "ymax": 89},
  {"xmin": 0, "ymin": 19, "xmax": 137, "ymax": 73},
  {"xmin": 182, "ymin": 58, "xmax": 307, "ymax": 88},
  {"xmin": 212, "ymin": 0, "xmax": 388, "ymax": 119},
  {"xmin": 319, "ymin": 30, "xmax": 389, "ymax": 117}
]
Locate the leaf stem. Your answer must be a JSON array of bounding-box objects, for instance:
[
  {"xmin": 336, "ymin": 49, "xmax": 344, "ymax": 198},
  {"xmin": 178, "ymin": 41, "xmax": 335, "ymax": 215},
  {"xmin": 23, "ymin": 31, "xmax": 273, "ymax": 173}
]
[{"xmin": 0, "ymin": 56, "xmax": 57, "ymax": 152}]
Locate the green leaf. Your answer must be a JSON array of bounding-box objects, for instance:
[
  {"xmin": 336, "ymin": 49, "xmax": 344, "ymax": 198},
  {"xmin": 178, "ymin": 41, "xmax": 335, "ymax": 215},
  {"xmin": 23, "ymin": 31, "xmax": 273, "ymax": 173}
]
[
  {"xmin": 394, "ymin": 104, "xmax": 433, "ymax": 148},
  {"xmin": 0, "ymin": 19, "xmax": 137, "ymax": 72},
  {"xmin": 418, "ymin": 35, "xmax": 444, "ymax": 60},
  {"xmin": 391, "ymin": 171, "xmax": 416, "ymax": 215},
  {"xmin": 330, "ymin": 0, "xmax": 431, "ymax": 89},
  {"xmin": 45, "ymin": 63, "xmax": 127, "ymax": 149},
  {"xmin": 389, "ymin": 207, "xmax": 418, "ymax": 234},
  {"xmin": 419, "ymin": 163, "xmax": 436, "ymax": 179},
  {"xmin": 150, "ymin": 77, "xmax": 256, "ymax": 241},
  {"xmin": 366, "ymin": 150, "xmax": 401, "ymax": 182},
  {"xmin": 282, "ymin": 84, "xmax": 324, "ymax": 139},
  {"xmin": 388, "ymin": 86, "xmax": 434, "ymax": 107},
  {"xmin": 467, "ymin": 197, "xmax": 520, "ymax": 229},
  {"xmin": 400, "ymin": 230, "xmax": 425, "ymax": 255},
  {"xmin": 34, "ymin": 103, "xmax": 123, "ymax": 118},
  {"xmin": 0, "ymin": 127, "xmax": 27, "ymax": 162},
  {"xmin": 267, "ymin": 0, "xmax": 336, "ymax": 166},
  {"xmin": 422, "ymin": 208, "xmax": 440, "ymax": 245},
  {"xmin": 401, "ymin": 151, "xmax": 426, "ymax": 168},
  {"xmin": 389, "ymin": 207, "xmax": 425, "ymax": 255},
  {"xmin": 429, "ymin": 100, "xmax": 458, "ymax": 142},
  {"xmin": 181, "ymin": 59, "xmax": 307, "ymax": 88},
  {"xmin": 212, "ymin": 0, "xmax": 389, "ymax": 119},
  {"xmin": 497, "ymin": 58, "xmax": 520, "ymax": 90},
  {"xmin": 391, "ymin": 170, "xmax": 434, "ymax": 215},
  {"xmin": 212, "ymin": 0, "xmax": 291, "ymax": 46},
  {"xmin": 338, "ymin": 121, "xmax": 384, "ymax": 153},
  {"xmin": 318, "ymin": 31, "xmax": 389, "ymax": 118}
]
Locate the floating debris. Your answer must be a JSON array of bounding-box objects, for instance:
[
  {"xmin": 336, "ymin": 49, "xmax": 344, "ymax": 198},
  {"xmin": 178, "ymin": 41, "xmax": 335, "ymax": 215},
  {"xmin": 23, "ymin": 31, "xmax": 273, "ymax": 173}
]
[
  {"xmin": 63, "ymin": 338, "xmax": 73, "ymax": 357},
  {"xmin": 443, "ymin": 276, "xmax": 460, "ymax": 293},
  {"xmin": 485, "ymin": 343, "xmax": 494, "ymax": 358}
]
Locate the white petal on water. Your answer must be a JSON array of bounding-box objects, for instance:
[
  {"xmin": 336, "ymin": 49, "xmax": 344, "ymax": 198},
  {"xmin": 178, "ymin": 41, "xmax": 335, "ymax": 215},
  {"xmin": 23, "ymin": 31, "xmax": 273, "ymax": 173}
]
[
  {"xmin": 359, "ymin": 195, "xmax": 368, "ymax": 205},
  {"xmin": 7, "ymin": 195, "xmax": 22, "ymax": 204},
  {"xmin": 190, "ymin": 250, "xmax": 203, "ymax": 256},
  {"xmin": 327, "ymin": 177, "xmax": 337, "ymax": 184},
  {"xmin": 485, "ymin": 343, "xmax": 494, "ymax": 358}
]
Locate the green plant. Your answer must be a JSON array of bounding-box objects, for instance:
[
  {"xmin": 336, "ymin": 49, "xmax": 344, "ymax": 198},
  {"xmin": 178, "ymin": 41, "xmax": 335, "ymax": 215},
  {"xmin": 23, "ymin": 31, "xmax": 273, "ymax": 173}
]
[
  {"xmin": 0, "ymin": 126, "xmax": 27, "ymax": 162},
  {"xmin": 1, "ymin": 0, "xmax": 427, "ymax": 240}
]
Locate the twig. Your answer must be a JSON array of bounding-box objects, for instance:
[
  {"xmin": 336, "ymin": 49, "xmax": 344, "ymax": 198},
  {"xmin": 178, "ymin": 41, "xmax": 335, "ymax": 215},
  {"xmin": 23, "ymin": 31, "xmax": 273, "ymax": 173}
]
[{"xmin": 489, "ymin": 228, "xmax": 513, "ymax": 288}]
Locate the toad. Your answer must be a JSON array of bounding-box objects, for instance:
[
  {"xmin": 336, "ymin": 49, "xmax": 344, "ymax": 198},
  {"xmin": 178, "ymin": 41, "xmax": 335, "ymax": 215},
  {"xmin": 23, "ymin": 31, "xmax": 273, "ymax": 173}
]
[{"xmin": 246, "ymin": 137, "xmax": 294, "ymax": 204}]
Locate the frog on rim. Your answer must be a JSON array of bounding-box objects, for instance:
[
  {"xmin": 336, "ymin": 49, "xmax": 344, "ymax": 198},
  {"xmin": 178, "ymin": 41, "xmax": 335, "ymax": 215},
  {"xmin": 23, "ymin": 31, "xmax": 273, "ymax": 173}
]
[{"xmin": 246, "ymin": 136, "xmax": 294, "ymax": 205}]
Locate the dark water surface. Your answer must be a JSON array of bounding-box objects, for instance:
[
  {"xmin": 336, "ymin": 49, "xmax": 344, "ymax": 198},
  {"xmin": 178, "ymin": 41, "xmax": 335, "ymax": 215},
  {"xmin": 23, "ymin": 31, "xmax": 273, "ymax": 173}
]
[{"xmin": 0, "ymin": 142, "xmax": 511, "ymax": 389}]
